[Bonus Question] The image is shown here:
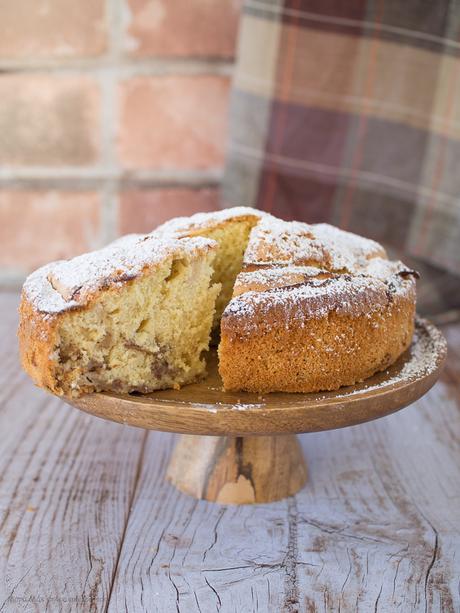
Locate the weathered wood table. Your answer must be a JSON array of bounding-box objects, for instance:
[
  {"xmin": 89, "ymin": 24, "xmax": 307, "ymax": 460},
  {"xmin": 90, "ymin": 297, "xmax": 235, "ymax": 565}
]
[{"xmin": 1, "ymin": 291, "xmax": 459, "ymax": 612}]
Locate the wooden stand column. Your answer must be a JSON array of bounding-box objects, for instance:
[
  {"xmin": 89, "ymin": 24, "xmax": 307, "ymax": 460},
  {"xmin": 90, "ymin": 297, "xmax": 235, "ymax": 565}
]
[{"xmin": 166, "ymin": 434, "xmax": 308, "ymax": 504}]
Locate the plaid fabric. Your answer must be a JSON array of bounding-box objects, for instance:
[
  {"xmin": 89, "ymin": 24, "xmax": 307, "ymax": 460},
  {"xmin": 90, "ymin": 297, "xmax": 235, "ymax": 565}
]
[{"xmin": 222, "ymin": 0, "xmax": 460, "ymax": 316}]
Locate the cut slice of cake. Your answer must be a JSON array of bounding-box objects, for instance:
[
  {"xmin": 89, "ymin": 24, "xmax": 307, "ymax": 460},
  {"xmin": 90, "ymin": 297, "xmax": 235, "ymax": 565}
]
[
  {"xmin": 19, "ymin": 234, "xmax": 220, "ymax": 397},
  {"xmin": 218, "ymin": 217, "xmax": 417, "ymax": 393}
]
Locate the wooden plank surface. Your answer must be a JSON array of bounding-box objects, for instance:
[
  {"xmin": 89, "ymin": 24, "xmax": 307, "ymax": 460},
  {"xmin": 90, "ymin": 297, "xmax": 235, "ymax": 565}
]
[
  {"xmin": 0, "ymin": 293, "xmax": 146, "ymax": 612},
  {"xmin": 0, "ymin": 291, "xmax": 459, "ymax": 612}
]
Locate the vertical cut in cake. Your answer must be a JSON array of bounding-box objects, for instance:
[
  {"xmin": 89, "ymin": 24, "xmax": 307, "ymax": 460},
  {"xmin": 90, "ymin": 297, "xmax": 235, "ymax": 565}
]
[{"xmin": 154, "ymin": 207, "xmax": 262, "ymax": 326}]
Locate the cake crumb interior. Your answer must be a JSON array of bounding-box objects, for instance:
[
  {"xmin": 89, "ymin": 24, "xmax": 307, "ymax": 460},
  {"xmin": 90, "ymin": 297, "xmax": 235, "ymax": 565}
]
[
  {"xmin": 189, "ymin": 218, "xmax": 259, "ymax": 327},
  {"xmin": 54, "ymin": 216, "xmax": 258, "ymax": 396},
  {"xmin": 55, "ymin": 252, "xmax": 220, "ymax": 396}
]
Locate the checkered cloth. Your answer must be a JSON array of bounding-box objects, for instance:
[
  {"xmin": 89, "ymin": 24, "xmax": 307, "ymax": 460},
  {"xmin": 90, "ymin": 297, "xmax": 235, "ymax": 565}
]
[{"xmin": 222, "ymin": 0, "xmax": 460, "ymax": 316}]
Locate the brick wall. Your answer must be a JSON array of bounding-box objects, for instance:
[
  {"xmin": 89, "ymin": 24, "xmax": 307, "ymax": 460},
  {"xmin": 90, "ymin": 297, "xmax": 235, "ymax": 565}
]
[{"xmin": 0, "ymin": 0, "xmax": 241, "ymax": 285}]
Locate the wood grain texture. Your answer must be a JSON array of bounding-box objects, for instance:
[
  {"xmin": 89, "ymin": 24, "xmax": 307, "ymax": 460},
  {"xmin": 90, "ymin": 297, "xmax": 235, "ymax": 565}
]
[
  {"xmin": 1, "ymin": 292, "xmax": 459, "ymax": 612},
  {"xmin": 0, "ymin": 293, "xmax": 146, "ymax": 612},
  {"xmin": 167, "ymin": 435, "xmax": 308, "ymax": 503}
]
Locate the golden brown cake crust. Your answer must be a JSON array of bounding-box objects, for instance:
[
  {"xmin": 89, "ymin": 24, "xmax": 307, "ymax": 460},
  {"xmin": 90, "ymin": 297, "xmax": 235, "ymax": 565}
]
[
  {"xmin": 18, "ymin": 291, "xmax": 60, "ymax": 393},
  {"xmin": 219, "ymin": 276, "xmax": 416, "ymax": 393}
]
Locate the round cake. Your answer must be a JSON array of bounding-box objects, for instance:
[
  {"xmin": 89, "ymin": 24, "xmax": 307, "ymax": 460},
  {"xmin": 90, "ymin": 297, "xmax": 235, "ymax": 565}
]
[{"xmin": 19, "ymin": 207, "xmax": 417, "ymax": 396}]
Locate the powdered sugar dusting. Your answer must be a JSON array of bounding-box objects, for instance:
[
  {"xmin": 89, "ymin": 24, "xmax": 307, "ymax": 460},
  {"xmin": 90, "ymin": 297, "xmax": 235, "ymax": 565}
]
[
  {"xmin": 154, "ymin": 206, "xmax": 265, "ymax": 236},
  {"xmin": 23, "ymin": 206, "xmax": 417, "ymax": 342},
  {"xmin": 322, "ymin": 318, "xmax": 446, "ymax": 399},
  {"xmin": 242, "ymin": 217, "xmax": 385, "ymax": 271},
  {"xmin": 23, "ymin": 263, "xmax": 73, "ymax": 317},
  {"xmin": 224, "ymin": 271, "xmax": 415, "ymax": 334},
  {"xmin": 313, "ymin": 223, "xmax": 385, "ymax": 270},
  {"xmin": 233, "ymin": 266, "xmax": 331, "ymax": 296},
  {"xmin": 23, "ymin": 233, "xmax": 215, "ymax": 315},
  {"xmin": 238, "ymin": 266, "xmax": 329, "ymax": 284},
  {"xmin": 225, "ymin": 214, "xmax": 416, "ymax": 331},
  {"xmin": 189, "ymin": 400, "xmax": 265, "ymax": 411}
]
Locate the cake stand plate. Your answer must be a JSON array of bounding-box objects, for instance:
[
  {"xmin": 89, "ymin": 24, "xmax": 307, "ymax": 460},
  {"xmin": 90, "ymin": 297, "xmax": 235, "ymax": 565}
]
[{"xmin": 67, "ymin": 317, "xmax": 446, "ymax": 504}]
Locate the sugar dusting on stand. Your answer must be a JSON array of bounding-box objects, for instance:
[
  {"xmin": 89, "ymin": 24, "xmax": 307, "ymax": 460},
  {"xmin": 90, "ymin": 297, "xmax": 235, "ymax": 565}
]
[{"xmin": 321, "ymin": 318, "xmax": 446, "ymax": 399}]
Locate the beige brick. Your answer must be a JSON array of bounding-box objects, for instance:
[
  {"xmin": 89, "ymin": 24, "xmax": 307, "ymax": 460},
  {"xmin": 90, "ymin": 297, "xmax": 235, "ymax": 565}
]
[
  {"xmin": 0, "ymin": 190, "xmax": 102, "ymax": 272},
  {"xmin": 0, "ymin": 75, "xmax": 100, "ymax": 166},
  {"xmin": 118, "ymin": 76, "xmax": 230, "ymax": 169},
  {"xmin": 124, "ymin": 0, "xmax": 241, "ymax": 58},
  {"xmin": 118, "ymin": 188, "xmax": 220, "ymax": 234},
  {"xmin": 0, "ymin": 0, "xmax": 106, "ymax": 59}
]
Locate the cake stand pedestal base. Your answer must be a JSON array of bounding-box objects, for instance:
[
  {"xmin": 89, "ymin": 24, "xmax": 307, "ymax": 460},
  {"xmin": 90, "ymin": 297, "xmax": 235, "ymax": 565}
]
[{"xmin": 166, "ymin": 434, "xmax": 308, "ymax": 504}]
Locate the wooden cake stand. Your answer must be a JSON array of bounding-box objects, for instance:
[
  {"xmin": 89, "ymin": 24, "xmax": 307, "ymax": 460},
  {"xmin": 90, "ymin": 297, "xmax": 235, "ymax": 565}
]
[{"xmin": 67, "ymin": 318, "xmax": 446, "ymax": 505}]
